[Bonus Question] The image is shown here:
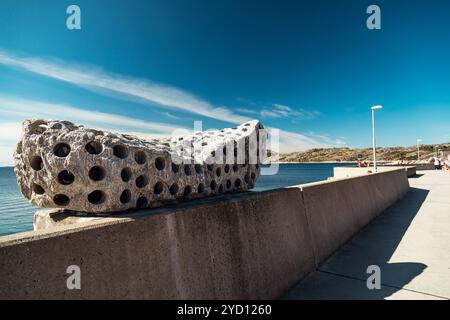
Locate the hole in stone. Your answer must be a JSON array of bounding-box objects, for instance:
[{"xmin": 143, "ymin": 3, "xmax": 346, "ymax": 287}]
[
  {"xmin": 135, "ymin": 150, "xmax": 147, "ymax": 164},
  {"xmin": 210, "ymin": 180, "xmax": 217, "ymax": 191},
  {"xmin": 251, "ymin": 172, "xmax": 256, "ymax": 181},
  {"xmin": 242, "ymin": 128, "xmax": 248, "ymax": 132},
  {"xmin": 51, "ymin": 123, "xmax": 63, "ymax": 130},
  {"xmin": 235, "ymin": 179, "xmax": 242, "ymax": 188},
  {"xmin": 89, "ymin": 166, "xmax": 106, "ymax": 181},
  {"xmin": 120, "ymin": 189, "xmax": 131, "ymax": 204},
  {"xmin": 88, "ymin": 190, "xmax": 106, "ymax": 204},
  {"xmin": 183, "ymin": 185, "xmax": 192, "ymax": 197},
  {"xmin": 155, "ymin": 157, "xmax": 165, "ymax": 170},
  {"xmin": 58, "ymin": 170, "xmax": 75, "ymax": 185},
  {"xmin": 216, "ymin": 167, "xmax": 221, "ymax": 177},
  {"xmin": 233, "ymin": 164, "xmax": 239, "ymax": 172},
  {"xmin": 225, "ymin": 164, "xmax": 230, "ymax": 173},
  {"xmin": 136, "ymin": 196, "xmax": 148, "ymax": 208},
  {"xmin": 154, "ymin": 181, "xmax": 164, "ymax": 195},
  {"xmin": 136, "ymin": 175, "xmax": 149, "ymax": 188},
  {"xmin": 223, "ymin": 146, "xmax": 227, "ymax": 155},
  {"xmin": 121, "ymin": 167, "xmax": 132, "ymax": 182},
  {"xmin": 207, "ymin": 164, "xmax": 214, "ymax": 171},
  {"xmin": 195, "ymin": 164, "xmax": 203, "ymax": 174},
  {"xmin": 172, "ymin": 163, "xmax": 180, "ymax": 173},
  {"xmin": 198, "ymin": 183, "xmax": 205, "ymax": 194},
  {"xmin": 53, "ymin": 143, "xmax": 71, "ymax": 157},
  {"xmin": 226, "ymin": 179, "xmax": 231, "ymax": 189},
  {"xmin": 169, "ymin": 183, "xmax": 179, "ymax": 195},
  {"xmin": 32, "ymin": 183, "xmax": 45, "ymax": 195},
  {"xmin": 234, "ymin": 148, "xmax": 238, "ymax": 157},
  {"xmin": 85, "ymin": 141, "xmax": 103, "ymax": 155},
  {"xmin": 202, "ymin": 142, "xmax": 207, "ymax": 146},
  {"xmin": 211, "ymin": 150, "xmax": 216, "ymax": 157},
  {"xmin": 184, "ymin": 165, "xmax": 192, "ymax": 176},
  {"xmin": 245, "ymin": 174, "xmax": 250, "ymax": 184},
  {"xmin": 54, "ymin": 194, "xmax": 70, "ymax": 206},
  {"xmin": 218, "ymin": 185, "xmax": 224, "ymax": 193},
  {"xmin": 244, "ymin": 123, "xmax": 250, "ymax": 126},
  {"xmin": 30, "ymin": 155, "xmax": 43, "ymax": 171},
  {"xmin": 113, "ymin": 145, "xmax": 128, "ymax": 159}
]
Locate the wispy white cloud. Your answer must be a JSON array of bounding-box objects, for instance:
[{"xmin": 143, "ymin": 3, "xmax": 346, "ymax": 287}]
[
  {"xmin": 0, "ymin": 96, "xmax": 194, "ymax": 165},
  {"xmin": 0, "ymin": 50, "xmax": 250, "ymax": 123},
  {"xmin": 161, "ymin": 111, "xmax": 181, "ymax": 120},
  {"xmin": 271, "ymin": 104, "xmax": 320, "ymax": 120},
  {"xmin": 273, "ymin": 104, "xmax": 291, "ymax": 112},
  {"xmin": 0, "ymin": 96, "xmax": 185, "ymax": 135},
  {"xmin": 276, "ymin": 130, "xmax": 339, "ymax": 153},
  {"xmin": 0, "ymin": 122, "xmax": 22, "ymax": 143},
  {"xmin": 238, "ymin": 103, "xmax": 320, "ymax": 120},
  {"xmin": 236, "ymin": 108, "xmax": 259, "ymax": 115},
  {"xmin": 305, "ymin": 131, "xmax": 347, "ymax": 147}
]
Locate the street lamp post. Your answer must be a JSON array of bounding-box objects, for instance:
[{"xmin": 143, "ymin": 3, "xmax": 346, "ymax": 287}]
[
  {"xmin": 417, "ymin": 139, "xmax": 422, "ymax": 162},
  {"xmin": 371, "ymin": 105, "xmax": 383, "ymax": 172}
]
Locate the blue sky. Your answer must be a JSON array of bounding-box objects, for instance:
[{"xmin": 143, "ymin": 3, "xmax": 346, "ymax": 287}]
[{"xmin": 0, "ymin": 0, "xmax": 449, "ymax": 165}]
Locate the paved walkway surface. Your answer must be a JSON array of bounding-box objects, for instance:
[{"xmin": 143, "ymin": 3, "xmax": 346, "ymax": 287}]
[{"xmin": 284, "ymin": 170, "xmax": 450, "ymax": 300}]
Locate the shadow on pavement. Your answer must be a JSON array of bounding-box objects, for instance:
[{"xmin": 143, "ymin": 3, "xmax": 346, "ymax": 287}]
[{"xmin": 284, "ymin": 187, "xmax": 430, "ymax": 299}]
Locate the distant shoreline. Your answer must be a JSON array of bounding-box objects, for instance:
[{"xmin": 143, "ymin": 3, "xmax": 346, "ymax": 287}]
[{"xmin": 264, "ymin": 161, "xmax": 357, "ymax": 164}]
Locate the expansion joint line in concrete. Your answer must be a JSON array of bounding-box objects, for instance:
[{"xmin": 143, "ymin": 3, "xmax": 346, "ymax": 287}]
[
  {"xmin": 298, "ymin": 186, "xmax": 319, "ymax": 268},
  {"xmin": 317, "ymin": 269, "xmax": 449, "ymax": 300}
]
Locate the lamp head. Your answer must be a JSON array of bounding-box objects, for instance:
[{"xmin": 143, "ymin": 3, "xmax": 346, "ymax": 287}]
[{"xmin": 371, "ymin": 105, "xmax": 383, "ymax": 110}]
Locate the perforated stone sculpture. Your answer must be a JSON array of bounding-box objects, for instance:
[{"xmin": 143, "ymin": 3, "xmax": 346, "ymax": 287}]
[{"xmin": 14, "ymin": 119, "xmax": 267, "ymax": 213}]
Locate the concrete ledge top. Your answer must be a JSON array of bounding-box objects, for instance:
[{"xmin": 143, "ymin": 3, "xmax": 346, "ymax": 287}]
[{"xmin": 289, "ymin": 167, "xmax": 407, "ymax": 189}]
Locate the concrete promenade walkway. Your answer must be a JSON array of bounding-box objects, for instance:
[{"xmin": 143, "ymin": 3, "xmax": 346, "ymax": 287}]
[{"xmin": 284, "ymin": 170, "xmax": 450, "ymax": 300}]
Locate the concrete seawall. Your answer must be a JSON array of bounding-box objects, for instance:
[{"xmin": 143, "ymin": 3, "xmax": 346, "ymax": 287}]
[
  {"xmin": 333, "ymin": 166, "xmax": 417, "ymax": 179},
  {"xmin": 0, "ymin": 168, "xmax": 410, "ymax": 299}
]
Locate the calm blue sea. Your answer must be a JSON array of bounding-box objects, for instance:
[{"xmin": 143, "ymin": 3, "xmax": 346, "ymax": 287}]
[{"xmin": 0, "ymin": 163, "xmax": 355, "ymax": 237}]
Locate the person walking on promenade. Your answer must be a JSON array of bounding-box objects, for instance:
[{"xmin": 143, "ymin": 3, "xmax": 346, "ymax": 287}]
[{"xmin": 434, "ymin": 157, "xmax": 441, "ymax": 170}]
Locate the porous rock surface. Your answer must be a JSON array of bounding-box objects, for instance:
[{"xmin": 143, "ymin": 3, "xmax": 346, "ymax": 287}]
[{"xmin": 14, "ymin": 119, "xmax": 267, "ymax": 213}]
